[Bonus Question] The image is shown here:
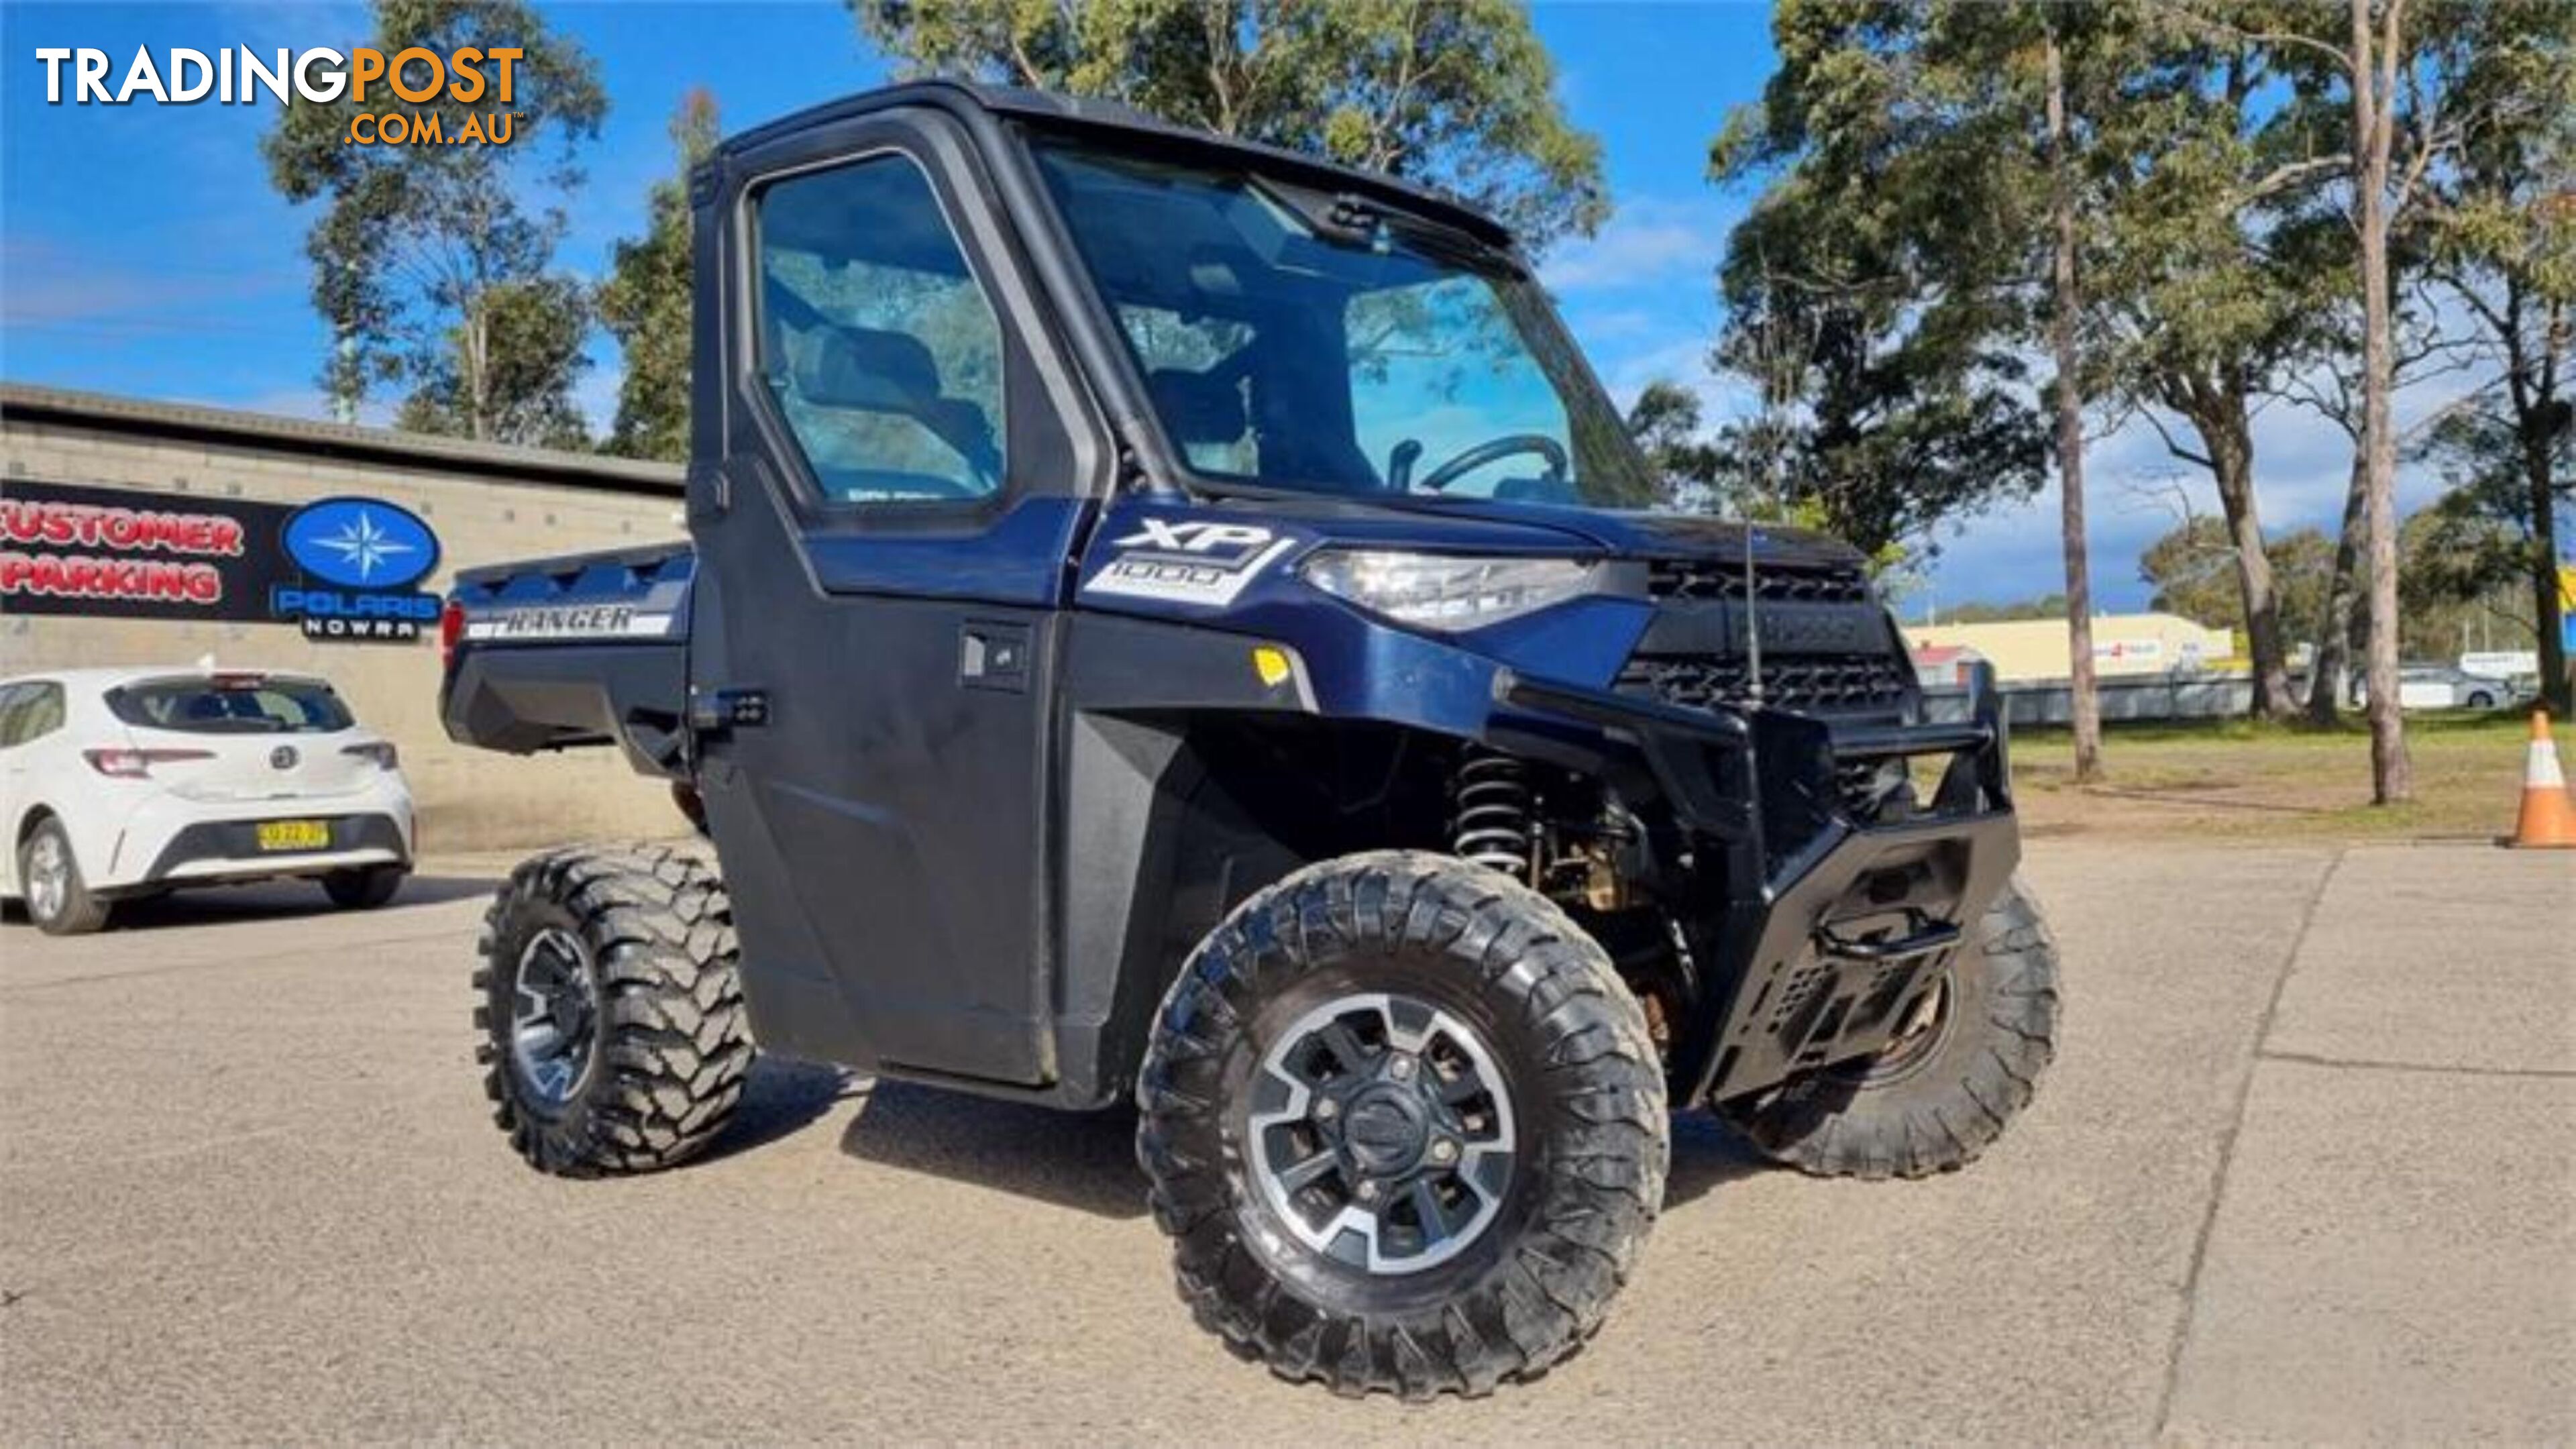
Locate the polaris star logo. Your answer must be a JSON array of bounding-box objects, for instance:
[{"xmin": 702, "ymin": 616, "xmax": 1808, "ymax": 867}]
[
  {"xmin": 269, "ymin": 496, "xmax": 443, "ymax": 645},
  {"xmin": 1086, "ymin": 517, "xmax": 1295, "ymax": 609}
]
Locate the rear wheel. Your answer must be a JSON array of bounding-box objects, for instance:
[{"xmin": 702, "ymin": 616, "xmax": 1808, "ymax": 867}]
[
  {"xmin": 322, "ymin": 863, "xmax": 407, "ymax": 910},
  {"xmin": 20, "ymin": 818, "xmax": 110, "ymax": 936},
  {"xmin": 1715, "ymin": 877, "xmax": 2059, "ymax": 1179},
  {"xmin": 1136, "ymin": 851, "xmax": 1668, "ymax": 1398},
  {"xmin": 474, "ymin": 845, "xmax": 752, "ymax": 1176}
]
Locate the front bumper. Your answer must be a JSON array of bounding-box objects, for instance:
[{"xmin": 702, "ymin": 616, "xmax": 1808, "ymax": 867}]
[{"xmin": 1493, "ymin": 662, "xmax": 2020, "ymax": 1104}]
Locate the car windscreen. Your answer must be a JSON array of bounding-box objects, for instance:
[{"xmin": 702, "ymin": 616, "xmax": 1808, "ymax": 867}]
[
  {"xmin": 105, "ymin": 678, "xmax": 356, "ymax": 734},
  {"xmin": 1032, "ymin": 142, "xmax": 1663, "ymax": 509}
]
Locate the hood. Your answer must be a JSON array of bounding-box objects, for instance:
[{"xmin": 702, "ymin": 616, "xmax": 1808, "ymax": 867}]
[{"xmin": 1212, "ymin": 492, "xmax": 1869, "ymax": 570}]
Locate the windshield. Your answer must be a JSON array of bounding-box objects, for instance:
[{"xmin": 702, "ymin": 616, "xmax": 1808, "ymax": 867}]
[
  {"xmin": 107, "ymin": 678, "xmax": 355, "ymax": 734},
  {"xmin": 1032, "ymin": 143, "xmax": 1662, "ymax": 509}
]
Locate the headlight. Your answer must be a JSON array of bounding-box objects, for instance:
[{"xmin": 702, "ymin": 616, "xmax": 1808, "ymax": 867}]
[{"xmin": 1300, "ymin": 550, "xmax": 1597, "ymax": 629}]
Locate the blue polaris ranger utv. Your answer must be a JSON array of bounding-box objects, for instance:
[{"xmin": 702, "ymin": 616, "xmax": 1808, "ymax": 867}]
[{"xmin": 440, "ymin": 80, "xmax": 2057, "ymax": 1399}]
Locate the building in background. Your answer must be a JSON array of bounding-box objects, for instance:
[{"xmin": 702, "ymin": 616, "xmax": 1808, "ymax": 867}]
[
  {"xmin": 1904, "ymin": 612, "xmax": 2236, "ymax": 686},
  {"xmin": 2, "ymin": 384, "xmax": 687, "ymax": 850}
]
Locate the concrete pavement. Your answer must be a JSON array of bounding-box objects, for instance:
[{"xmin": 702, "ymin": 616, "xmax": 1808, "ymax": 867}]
[{"xmin": 0, "ymin": 842, "xmax": 2567, "ymax": 1442}]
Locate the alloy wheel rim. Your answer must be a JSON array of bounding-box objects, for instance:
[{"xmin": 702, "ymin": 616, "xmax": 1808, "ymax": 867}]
[
  {"xmin": 1246, "ymin": 991, "xmax": 1517, "ymax": 1275},
  {"xmin": 509, "ymin": 927, "xmax": 600, "ymax": 1110},
  {"xmin": 1845, "ymin": 971, "xmax": 1955, "ymax": 1087},
  {"xmin": 25, "ymin": 834, "xmax": 66, "ymax": 923}
]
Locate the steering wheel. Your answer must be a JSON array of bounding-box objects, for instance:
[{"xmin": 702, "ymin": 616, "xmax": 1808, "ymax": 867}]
[{"xmin": 1412, "ymin": 434, "xmax": 1570, "ymax": 494}]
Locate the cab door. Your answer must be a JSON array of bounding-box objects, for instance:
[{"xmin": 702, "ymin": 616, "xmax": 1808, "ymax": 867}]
[{"xmin": 685, "ymin": 107, "xmax": 1105, "ymax": 1085}]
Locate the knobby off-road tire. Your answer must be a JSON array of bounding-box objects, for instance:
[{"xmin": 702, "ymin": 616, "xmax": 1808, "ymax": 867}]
[
  {"xmin": 1136, "ymin": 851, "xmax": 1668, "ymax": 1399},
  {"xmin": 1716, "ymin": 877, "xmax": 2059, "ymax": 1179},
  {"xmin": 474, "ymin": 844, "xmax": 753, "ymax": 1176}
]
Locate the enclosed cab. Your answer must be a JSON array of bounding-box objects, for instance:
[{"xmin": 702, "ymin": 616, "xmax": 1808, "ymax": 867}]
[{"xmin": 441, "ymin": 81, "xmax": 2058, "ymax": 1399}]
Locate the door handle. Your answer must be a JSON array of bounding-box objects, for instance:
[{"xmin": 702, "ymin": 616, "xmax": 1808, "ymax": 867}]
[{"xmin": 960, "ymin": 621, "xmax": 1031, "ymax": 693}]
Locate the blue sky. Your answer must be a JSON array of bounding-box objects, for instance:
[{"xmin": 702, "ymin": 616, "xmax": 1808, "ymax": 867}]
[{"xmin": 0, "ymin": 1, "xmax": 2471, "ymax": 611}]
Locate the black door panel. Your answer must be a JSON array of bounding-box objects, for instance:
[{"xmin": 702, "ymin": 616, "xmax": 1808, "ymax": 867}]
[{"xmin": 686, "ymin": 108, "xmax": 1099, "ymax": 1087}]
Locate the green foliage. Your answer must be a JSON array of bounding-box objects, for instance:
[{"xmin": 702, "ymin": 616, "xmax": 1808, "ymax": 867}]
[
  {"xmin": 2406, "ymin": 406, "xmax": 2570, "ymax": 629},
  {"xmin": 390, "ymin": 274, "xmax": 593, "ymax": 449},
  {"xmin": 596, "ymin": 91, "xmax": 720, "ymax": 462},
  {"xmin": 262, "ymin": 0, "xmax": 606, "ymax": 443},
  {"xmin": 2398, "ymin": 500, "xmax": 2542, "ymax": 659},
  {"xmin": 849, "ymin": 0, "xmax": 1607, "ymax": 248},
  {"xmin": 1939, "ymin": 594, "xmax": 2068, "ymax": 625},
  {"xmin": 2138, "ymin": 515, "xmax": 2337, "ymax": 646},
  {"xmin": 1705, "ymin": 0, "xmax": 2051, "ymax": 560},
  {"xmin": 1623, "ymin": 379, "xmax": 1721, "ymax": 506}
]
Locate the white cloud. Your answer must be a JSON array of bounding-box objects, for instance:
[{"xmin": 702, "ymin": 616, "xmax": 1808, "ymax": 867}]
[
  {"xmin": 1539, "ymin": 195, "xmax": 1737, "ymax": 293},
  {"xmin": 1921, "ymin": 360, "xmax": 2491, "ymax": 612}
]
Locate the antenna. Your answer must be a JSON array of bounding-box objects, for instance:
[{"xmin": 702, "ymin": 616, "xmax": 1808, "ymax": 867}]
[{"xmin": 1742, "ymin": 245, "xmax": 1799, "ymax": 709}]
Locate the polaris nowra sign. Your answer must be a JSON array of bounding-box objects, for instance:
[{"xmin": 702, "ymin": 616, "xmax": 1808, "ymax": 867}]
[{"xmin": 269, "ymin": 496, "xmax": 443, "ymax": 645}]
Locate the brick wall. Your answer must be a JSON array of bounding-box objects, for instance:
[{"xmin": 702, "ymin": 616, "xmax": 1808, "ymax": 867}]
[{"xmin": 1, "ymin": 389, "xmax": 692, "ymax": 852}]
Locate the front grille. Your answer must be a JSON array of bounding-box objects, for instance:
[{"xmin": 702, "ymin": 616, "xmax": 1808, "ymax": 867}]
[
  {"xmin": 1647, "ymin": 558, "xmax": 1872, "ymax": 606},
  {"xmin": 1618, "ymin": 653, "xmax": 1914, "ymax": 715}
]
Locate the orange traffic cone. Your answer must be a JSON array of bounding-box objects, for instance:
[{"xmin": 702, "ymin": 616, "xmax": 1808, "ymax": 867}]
[{"xmin": 2510, "ymin": 711, "xmax": 2576, "ymax": 849}]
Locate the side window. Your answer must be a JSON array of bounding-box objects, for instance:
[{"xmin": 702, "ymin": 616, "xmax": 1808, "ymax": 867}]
[
  {"xmin": 0, "ymin": 683, "xmax": 61, "ymax": 749},
  {"xmin": 756, "ymin": 154, "xmax": 1006, "ymax": 506}
]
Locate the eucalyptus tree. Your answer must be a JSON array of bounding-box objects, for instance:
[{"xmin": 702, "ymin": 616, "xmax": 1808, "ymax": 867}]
[
  {"xmin": 1705, "ymin": 1, "xmax": 2054, "ymax": 555},
  {"xmin": 849, "ymin": 0, "xmax": 1607, "ymax": 249},
  {"xmin": 596, "ymin": 91, "xmax": 721, "ymax": 463},
  {"xmin": 262, "ymin": 0, "xmax": 606, "ymax": 443}
]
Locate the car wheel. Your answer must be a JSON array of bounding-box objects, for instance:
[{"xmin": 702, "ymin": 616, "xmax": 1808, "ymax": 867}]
[
  {"xmin": 475, "ymin": 844, "xmax": 753, "ymax": 1176},
  {"xmin": 1136, "ymin": 851, "xmax": 1668, "ymax": 1398},
  {"xmin": 2465, "ymin": 691, "xmax": 2495, "ymax": 710},
  {"xmin": 19, "ymin": 818, "xmax": 111, "ymax": 936},
  {"xmin": 322, "ymin": 863, "xmax": 407, "ymax": 910}
]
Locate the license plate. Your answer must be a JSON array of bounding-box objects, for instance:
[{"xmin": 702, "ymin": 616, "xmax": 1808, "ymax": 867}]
[{"xmin": 255, "ymin": 819, "xmax": 331, "ymax": 852}]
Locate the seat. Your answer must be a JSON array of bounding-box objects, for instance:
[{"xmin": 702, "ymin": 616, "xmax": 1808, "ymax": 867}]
[{"xmin": 790, "ymin": 323, "xmax": 1001, "ymax": 480}]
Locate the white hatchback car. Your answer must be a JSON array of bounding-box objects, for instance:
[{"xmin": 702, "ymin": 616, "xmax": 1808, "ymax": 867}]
[{"xmin": 0, "ymin": 668, "xmax": 415, "ymax": 934}]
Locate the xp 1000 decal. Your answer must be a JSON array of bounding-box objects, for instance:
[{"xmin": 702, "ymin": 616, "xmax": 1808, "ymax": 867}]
[{"xmin": 1082, "ymin": 518, "xmax": 1295, "ymax": 608}]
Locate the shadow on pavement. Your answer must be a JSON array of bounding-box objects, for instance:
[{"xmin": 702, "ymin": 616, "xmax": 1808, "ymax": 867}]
[
  {"xmin": 60, "ymin": 873, "xmax": 504, "ymax": 932},
  {"xmin": 1662, "ymin": 1110, "xmax": 1776, "ymax": 1207},
  {"xmin": 692, "ymin": 1057, "xmax": 864, "ymax": 1167},
  {"xmin": 838, "ymin": 1079, "xmax": 1147, "ymax": 1220}
]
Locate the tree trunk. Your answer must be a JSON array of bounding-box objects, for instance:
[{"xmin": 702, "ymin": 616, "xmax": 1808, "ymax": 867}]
[
  {"xmin": 2046, "ymin": 29, "xmax": 2103, "ymax": 781},
  {"xmin": 2306, "ymin": 451, "xmax": 2368, "ymax": 723},
  {"xmin": 2527, "ymin": 423, "xmax": 2570, "ymax": 716},
  {"xmin": 2204, "ymin": 402, "xmax": 2296, "ymax": 719},
  {"xmin": 2353, "ymin": 0, "xmax": 2410, "ymax": 801}
]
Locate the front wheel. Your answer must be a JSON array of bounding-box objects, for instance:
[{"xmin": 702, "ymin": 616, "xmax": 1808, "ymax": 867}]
[
  {"xmin": 474, "ymin": 845, "xmax": 753, "ymax": 1176},
  {"xmin": 1136, "ymin": 851, "xmax": 1668, "ymax": 1399},
  {"xmin": 1715, "ymin": 877, "xmax": 2060, "ymax": 1179}
]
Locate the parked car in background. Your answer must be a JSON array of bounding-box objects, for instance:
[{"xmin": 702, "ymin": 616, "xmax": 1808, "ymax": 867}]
[
  {"xmin": 2457, "ymin": 650, "xmax": 2538, "ymax": 683},
  {"xmin": 0, "ymin": 668, "xmax": 413, "ymax": 934},
  {"xmin": 2351, "ymin": 663, "xmax": 2518, "ymax": 712}
]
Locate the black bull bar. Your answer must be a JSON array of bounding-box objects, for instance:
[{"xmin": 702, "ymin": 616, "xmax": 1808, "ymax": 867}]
[{"xmin": 1489, "ymin": 662, "xmax": 2020, "ymax": 1105}]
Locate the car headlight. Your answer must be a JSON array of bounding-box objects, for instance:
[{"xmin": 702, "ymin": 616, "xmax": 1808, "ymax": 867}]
[{"xmin": 1300, "ymin": 550, "xmax": 1597, "ymax": 629}]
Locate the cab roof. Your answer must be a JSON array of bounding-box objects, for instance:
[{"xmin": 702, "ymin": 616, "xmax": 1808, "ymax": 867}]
[{"xmin": 713, "ymin": 78, "xmax": 1517, "ymax": 253}]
